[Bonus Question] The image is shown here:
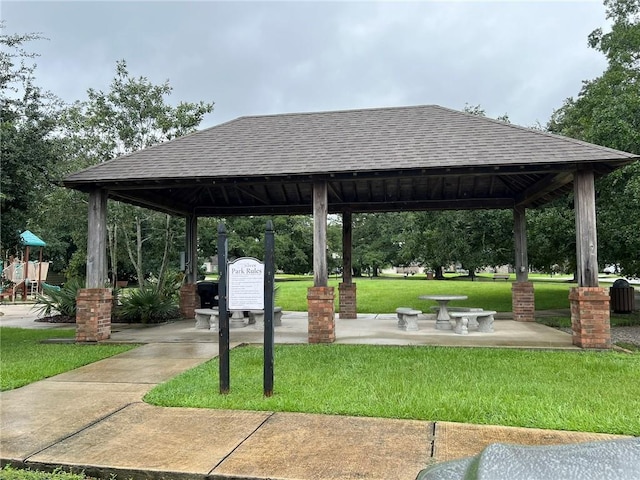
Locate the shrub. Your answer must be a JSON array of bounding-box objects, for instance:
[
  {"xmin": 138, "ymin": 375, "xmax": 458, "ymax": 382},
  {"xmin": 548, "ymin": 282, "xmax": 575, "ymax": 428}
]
[
  {"xmin": 147, "ymin": 269, "xmax": 184, "ymax": 301},
  {"xmin": 34, "ymin": 278, "xmax": 83, "ymax": 318},
  {"xmin": 116, "ymin": 283, "xmax": 179, "ymax": 324}
]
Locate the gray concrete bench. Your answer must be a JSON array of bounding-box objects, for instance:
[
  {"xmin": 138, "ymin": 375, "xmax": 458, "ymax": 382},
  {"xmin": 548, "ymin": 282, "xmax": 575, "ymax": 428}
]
[
  {"xmin": 194, "ymin": 308, "xmax": 219, "ymax": 331},
  {"xmin": 430, "ymin": 306, "xmax": 483, "ymax": 327},
  {"xmin": 395, "ymin": 307, "xmax": 422, "ymax": 331},
  {"xmin": 449, "ymin": 310, "xmax": 496, "ymax": 335},
  {"xmin": 493, "ymin": 274, "xmax": 510, "ymax": 281},
  {"xmin": 248, "ymin": 307, "xmax": 283, "ymax": 329}
]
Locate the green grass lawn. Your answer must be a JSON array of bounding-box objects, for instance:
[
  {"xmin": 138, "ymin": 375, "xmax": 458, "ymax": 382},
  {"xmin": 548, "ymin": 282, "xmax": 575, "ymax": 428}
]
[
  {"xmin": 0, "ymin": 466, "xmax": 89, "ymax": 480},
  {"xmin": 145, "ymin": 344, "xmax": 640, "ymax": 436},
  {"xmin": 274, "ymin": 275, "xmax": 577, "ymax": 312},
  {"xmin": 0, "ymin": 327, "xmax": 137, "ymax": 391}
]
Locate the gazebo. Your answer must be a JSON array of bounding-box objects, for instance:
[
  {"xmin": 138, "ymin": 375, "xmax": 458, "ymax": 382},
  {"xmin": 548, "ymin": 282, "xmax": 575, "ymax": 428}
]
[{"xmin": 62, "ymin": 105, "xmax": 638, "ymax": 346}]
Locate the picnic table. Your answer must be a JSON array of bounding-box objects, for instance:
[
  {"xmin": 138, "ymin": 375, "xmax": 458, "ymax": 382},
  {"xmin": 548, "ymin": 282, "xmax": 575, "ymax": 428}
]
[{"xmin": 418, "ymin": 294, "xmax": 468, "ymax": 330}]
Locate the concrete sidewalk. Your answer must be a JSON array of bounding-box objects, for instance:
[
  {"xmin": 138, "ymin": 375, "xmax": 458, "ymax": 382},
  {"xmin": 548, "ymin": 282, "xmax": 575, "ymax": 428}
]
[{"xmin": 0, "ymin": 305, "xmax": 630, "ymax": 479}]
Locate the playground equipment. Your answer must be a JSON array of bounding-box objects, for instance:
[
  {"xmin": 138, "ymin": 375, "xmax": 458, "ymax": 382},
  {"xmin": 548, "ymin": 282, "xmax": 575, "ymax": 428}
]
[{"xmin": 1, "ymin": 230, "xmax": 50, "ymax": 301}]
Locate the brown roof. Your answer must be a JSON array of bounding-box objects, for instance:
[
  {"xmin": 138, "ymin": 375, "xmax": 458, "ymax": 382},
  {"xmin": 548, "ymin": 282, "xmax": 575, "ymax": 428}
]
[{"xmin": 63, "ymin": 105, "xmax": 638, "ymax": 216}]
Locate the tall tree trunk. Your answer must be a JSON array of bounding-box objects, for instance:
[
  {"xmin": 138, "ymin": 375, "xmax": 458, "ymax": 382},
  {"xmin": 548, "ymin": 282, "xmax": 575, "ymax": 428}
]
[
  {"xmin": 156, "ymin": 214, "xmax": 173, "ymax": 293},
  {"xmin": 107, "ymin": 223, "xmax": 117, "ymax": 288},
  {"xmin": 122, "ymin": 215, "xmax": 146, "ymax": 288},
  {"xmin": 135, "ymin": 216, "xmax": 144, "ymax": 288}
]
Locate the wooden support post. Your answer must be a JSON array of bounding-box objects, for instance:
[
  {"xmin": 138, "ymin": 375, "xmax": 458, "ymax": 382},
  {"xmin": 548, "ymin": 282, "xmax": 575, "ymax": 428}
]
[
  {"xmin": 309, "ymin": 182, "xmax": 335, "ymax": 342},
  {"xmin": 78, "ymin": 189, "xmax": 111, "ymax": 343},
  {"xmin": 86, "ymin": 189, "xmax": 108, "ymax": 288},
  {"xmin": 571, "ymin": 169, "xmax": 610, "ymax": 348},
  {"xmin": 512, "ymin": 206, "xmax": 534, "ymax": 322},
  {"xmin": 313, "ymin": 182, "xmax": 328, "ymax": 287},
  {"xmin": 179, "ymin": 214, "xmax": 198, "ymax": 318},
  {"xmin": 339, "ymin": 210, "xmax": 357, "ymax": 319},
  {"xmin": 513, "ymin": 206, "xmax": 528, "ymax": 283},
  {"xmin": 574, "ymin": 169, "xmax": 599, "ymax": 287}
]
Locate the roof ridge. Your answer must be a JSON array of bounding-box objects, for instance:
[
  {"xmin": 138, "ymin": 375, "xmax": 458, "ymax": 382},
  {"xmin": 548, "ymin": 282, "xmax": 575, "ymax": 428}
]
[
  {"xmin": 231, "ymin": 104, "xmax": 439, "ymax": 122},
  {"xmin": 433, "ymin": 105, "xmax": 636, "ymax": 159}
]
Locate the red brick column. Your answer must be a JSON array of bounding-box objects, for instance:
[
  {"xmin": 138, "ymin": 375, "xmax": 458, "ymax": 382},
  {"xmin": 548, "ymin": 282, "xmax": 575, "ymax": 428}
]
[
  {"xmin": 338, "ymin": 282, "xmax": 357, "ymax": 319},
  {"xmin": 569, "ymin": 287, "xmax": 611, "ymax": 349},
  {"xmin": 180, "ymin": 283, "xmax": 198, "ymax": 319},
  {"xmin": 76, "ymin": 288, "xmax": 112, "ymax": 342},
  {"xmin": 512, "ymin": 281, "xmax": 535, "ymax": 322},
  {"xmin": 308, "ymin": 286, "xmax": 335, "ymax": 343}
]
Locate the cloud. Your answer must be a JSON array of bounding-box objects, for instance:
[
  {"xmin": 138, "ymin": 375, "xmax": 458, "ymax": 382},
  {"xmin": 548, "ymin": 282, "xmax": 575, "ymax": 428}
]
[{"xmin": 3, "ymin": 1, "xmax": 608, "ymax": 129}]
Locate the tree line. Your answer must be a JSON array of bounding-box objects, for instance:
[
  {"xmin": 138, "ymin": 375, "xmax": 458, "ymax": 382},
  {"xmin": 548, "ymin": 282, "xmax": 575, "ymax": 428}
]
[{"xmin": 1, "ymin": 0, "xmax": 638, "ymax": 286}]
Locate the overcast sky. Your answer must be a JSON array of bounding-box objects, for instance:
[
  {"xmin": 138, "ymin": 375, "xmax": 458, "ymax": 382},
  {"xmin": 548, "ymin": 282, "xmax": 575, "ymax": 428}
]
[{"xmin": 3, "ymin": 1, "xmax": 609, "ymax": 129}]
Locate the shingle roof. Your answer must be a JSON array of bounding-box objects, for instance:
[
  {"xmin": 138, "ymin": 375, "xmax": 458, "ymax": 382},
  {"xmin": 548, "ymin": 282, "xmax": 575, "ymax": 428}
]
[{"xmin": 63, "ymin": 105, "xmax": 638, "ymax": 215}]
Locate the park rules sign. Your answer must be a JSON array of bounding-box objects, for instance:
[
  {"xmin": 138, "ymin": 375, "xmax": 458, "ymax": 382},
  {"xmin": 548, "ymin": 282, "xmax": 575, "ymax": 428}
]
[{"xmin": 227, "ymin": 257, "xmax": 264, "ymax": 310}]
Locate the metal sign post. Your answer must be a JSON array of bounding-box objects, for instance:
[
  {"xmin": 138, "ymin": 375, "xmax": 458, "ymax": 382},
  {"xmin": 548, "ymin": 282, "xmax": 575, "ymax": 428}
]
[
  {"xmin": 216, "ymin": 221, "xmax": 275, "ymax": 397},
  {"xmin": 263, "ymin": 220, "xmax": 275, "ymax": 396},
  {"xmin": 217, "ymin": 224, "xmax": 230, "ymax": 394}
]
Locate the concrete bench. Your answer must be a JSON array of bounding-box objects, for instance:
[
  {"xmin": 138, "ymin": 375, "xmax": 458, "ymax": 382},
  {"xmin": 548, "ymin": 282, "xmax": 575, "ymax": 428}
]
[
  {"xmin": 396, "ymin": 307, "xmax": 422, "ymax": 331},
  {"xmin": 449, "ymin": 310, "xmax": 496, "ymax": 335},
  {"xmin": 248, "ymin": 307, "xmax": 283, "ymax": 329},
  {"xmin": 429, "ymin": 306, "xmax": 483, "ymax": 327},
  {"xmin": 194, "ymin": 308, "xmax": 219, "ymax": 331},
  {"xmin": 493, "ymin": 274, "xmax": 510, "ymax": 281}
]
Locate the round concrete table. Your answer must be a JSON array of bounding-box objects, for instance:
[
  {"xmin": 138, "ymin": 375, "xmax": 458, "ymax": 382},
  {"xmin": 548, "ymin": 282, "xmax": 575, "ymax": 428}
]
[{"xmin": 419, "ymin": 295, "xmax": 468, "ymax": 330}]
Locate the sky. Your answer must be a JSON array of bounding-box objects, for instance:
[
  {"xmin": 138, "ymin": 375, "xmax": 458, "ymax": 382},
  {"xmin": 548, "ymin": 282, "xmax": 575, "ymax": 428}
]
[{"xmin": 2, "ymin": 1, "xmax": 610, "ymax": 130}]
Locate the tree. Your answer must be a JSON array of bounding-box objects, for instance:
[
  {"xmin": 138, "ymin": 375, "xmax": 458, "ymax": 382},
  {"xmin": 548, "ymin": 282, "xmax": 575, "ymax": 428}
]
[
  {"xmin": 0, "ymin": 27, "xmax": 63, "ymax": 258},
  {"xmin": 409, "ymin": 210, "xmax": 513, "ymax": 279},
  {"xmin": 352, "ymin": 213, "xmax": 407, "ymax": 277},
  {"xmin": 527, "ymin": 200, "xmax": 576, "ymax": 275},
  {"xmin": 61, "ymin": 61, "xmax": 214, "ymax": 288},
  {"xmin": 549, "ymin": 0, "xmax": 640, "ymax": 277}
]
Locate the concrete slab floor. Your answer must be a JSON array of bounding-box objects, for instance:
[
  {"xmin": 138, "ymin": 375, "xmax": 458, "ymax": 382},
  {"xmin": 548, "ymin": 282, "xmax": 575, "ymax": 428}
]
[
  {"xmin": 214, "ymin": 412, "xmax": 433, "ymax": 480},
  {"xmin": 433, "ymin": 421, "xmax": 633, "ymax": 462},
  {"xmin": 0, "ymin": 382, "xmax": 150, "ymax": 461},
  {"xmin": 46, "ymin": 357, "xmax": 210, "ymax": 385},
  {"xmin": 102, "ymin": 313, "xmax": 576, "ymax": 350},
  {"xmin": 29, "ymin": 403, "xmax": 272, "ymax": 477}
]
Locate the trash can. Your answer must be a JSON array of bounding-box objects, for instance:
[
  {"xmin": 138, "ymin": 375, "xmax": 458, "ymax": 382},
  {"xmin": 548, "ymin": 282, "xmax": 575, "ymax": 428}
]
[
  {"xmin": 609, "ymin": 279, "xmax": 635, "ymax": 314},
  {"xmin": 197, "ymin": 281, "xmax": 219, "ymax": 308}
]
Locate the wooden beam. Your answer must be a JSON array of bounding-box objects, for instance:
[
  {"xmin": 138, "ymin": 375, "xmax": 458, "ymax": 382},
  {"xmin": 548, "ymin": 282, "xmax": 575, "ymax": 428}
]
[
  {"xmin": 513, "ymin": 206, "xmax": 528, "ymax": 282},
  {"xmin": 515, "ymin": 172, "xmax": 574, "ymax": 206},
  {"xmin": 233, "ymin": 185, "xmax": 268, "ymax": 204},
  {"xmin": 109, "ymin": 191, "xmax": 191, "ymax": 216},
  {"xmin": 193, "ymin": 196, "xmax": 517, "ymax": 216},
  {"xmin": 313, "ymin": 182, "xmax": 328, "ymax": 287},
  {"xmin": 86, "ymin": 189, "xmax": 108, "ymax": 288},
  {"xmin": 328, "ymin": 182, "xmax": 343, "ymax": 202},
  {"xmin": 574, "ymin": 169, "xmax": 599, "ymax": 287}
]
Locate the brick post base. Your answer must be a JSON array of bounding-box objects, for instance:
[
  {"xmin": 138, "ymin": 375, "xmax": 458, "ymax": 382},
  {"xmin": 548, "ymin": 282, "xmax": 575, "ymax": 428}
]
[
  {"xmin": 569, "ymin": 287, "xmax": 611, "ymax": 349},
  {"xmin": 512, "ymin": 281, "xmax": 535, "ymax": 322},
  {"xmin": 76, "ymin": 288, "xmax": 112, "ymax": 342},
  {"xmin": 338, "ymin": 282, "xmax": 357, "ymax": 319},
  {"xmin": 308, "ymin": 286, "xmax": 335, "ymax": 343},
  {"xmin": 180, "ymin": 283, "xmax": 198, "ymax": 319}
]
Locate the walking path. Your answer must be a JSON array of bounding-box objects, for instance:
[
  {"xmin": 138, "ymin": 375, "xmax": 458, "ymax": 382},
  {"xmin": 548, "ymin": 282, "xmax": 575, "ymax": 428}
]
[{"xmin": 0, "ymin": 304, "xmax": 632, "ymax": 479}]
